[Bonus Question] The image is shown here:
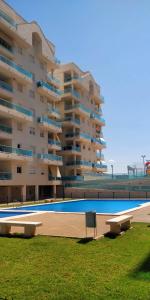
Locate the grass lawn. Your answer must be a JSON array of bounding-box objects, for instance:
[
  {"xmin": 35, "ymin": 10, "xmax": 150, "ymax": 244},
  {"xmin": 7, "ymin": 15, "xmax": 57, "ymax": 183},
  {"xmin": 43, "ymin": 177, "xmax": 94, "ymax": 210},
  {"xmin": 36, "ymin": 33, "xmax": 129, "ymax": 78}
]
[{"xmin": 0, "ymin": 223, "xmax": 150, "ymax": 300}]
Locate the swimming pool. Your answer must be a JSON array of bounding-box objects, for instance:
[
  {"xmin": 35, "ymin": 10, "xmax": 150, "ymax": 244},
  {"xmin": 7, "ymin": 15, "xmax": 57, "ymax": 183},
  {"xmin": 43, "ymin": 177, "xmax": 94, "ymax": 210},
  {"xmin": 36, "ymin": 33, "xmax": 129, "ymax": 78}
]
[
  {"xmin": 11, "ymin": 199, "xmax": 150, "ymax": 214},
  {"xmin": 0, "ymin": 211, "xmax": 33, "ymax": 218}
]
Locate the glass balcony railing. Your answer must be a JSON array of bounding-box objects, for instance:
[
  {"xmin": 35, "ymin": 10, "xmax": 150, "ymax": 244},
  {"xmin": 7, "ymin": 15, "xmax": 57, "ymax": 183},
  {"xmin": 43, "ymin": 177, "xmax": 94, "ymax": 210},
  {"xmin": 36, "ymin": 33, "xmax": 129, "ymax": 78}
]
[
  {"xmin": 0, "ymin": 98, "xmax": 33, "ymax": 117},
  {"xmin": 64, "ymin": 75, "xmax": 84, "ymax": 83},
  {"xmin": 80, "ymin": 133, "xmax": 91, "ymax": 140},
  {"xmin": 0, "ymin": 144, "xmax": 32, "ymax": 157},
  {"xmin": 62, "ymin": 175, "xmax": 84, "ymax": 181},
  {"xmin": 0, "ymin": 172, "xmax": 12, "ymax": 180},
  {"xmin": 0, "ymin": 41, "xmax": 13, "ymax": 54},
  {"xmin": 47, "ymin": 74, "xmax": 60, "ymax": 85},
  {"xmin": 96, "ymin": 152, "xmax": 104, "ymax": 160},
  {"xmin": 65, "ymin": 132, "xmax": 91, "ymax": 140},
  {"xmin": 0, "ymin": 55, "xmax": 33, "ymax": 79},
  {"xmin": 74, "ymin": 103, "xmax": 91, "ymax": 114},
  {"xmin": 91, "ymin": 137, "xmax": 106, "ymax": 146},
  {"xmin": 93, "ymin": 163, "xmax": 107, "ymax": 169},
  {"xmin": 0, "ymin": 9, "xmax": 17, "ymax": 28},
  {"xmin": 37, "ymin": 81, "xmax": 62, "ymax": 96},
  {"xmin": 0, "ymin": 80, "xmax": 13, "ymax": 92},
  {"xmin": 38, "ymin": 153, "xmax": 62, "ymax": 161},
  {"xmin": 66, "ymin": 160, "xmax": 92, "ymax": 167},
  {"xmin": 48, "ymin": 139, "xmax": 61, "ymax": 147},
  {"xmin": 0, "ymin": 124, "xmax": 12, "ymax": 134},
  {"xmin": 38, "ymin": 116, "xmax": 61, "ymax": 129},
  {"xmin": 90, "ymin": 112, "xmax": 105, "ymax": 124},
  {"xmin": 63, "ymin": 87, "xmax": 80, "ymax": 99},
  {"xmin": 48, "ymin": 106, "xmax": 60, "ymax": 116},
  {"xmin": 48, "ymin": 175, "xmax": 62, "ymax": 181},
  {"xmin": 62, "ymin": 146, "xmax": 81, "ymax": 152},
  {"xmin": 63, "ymin": 117, "xmax": 80, "ymax": 125}
]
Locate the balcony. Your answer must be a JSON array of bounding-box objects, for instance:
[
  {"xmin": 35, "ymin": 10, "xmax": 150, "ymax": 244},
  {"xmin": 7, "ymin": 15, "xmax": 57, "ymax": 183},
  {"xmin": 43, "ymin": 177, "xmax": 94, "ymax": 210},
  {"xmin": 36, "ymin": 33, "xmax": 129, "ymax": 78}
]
[
  {"xmin": 0, "ymin": 124, "xmax": 12, "ymax": 139},
  {"xmin": 91, "ymin": 137, "xmax": 106, "ymax": 149},
  {"xmin": 65, "ymin": 132, "xmax": 91, "ymax": 143},
  {"xmin": 0, "ymin": 38, "xmax": 14, "ymax": 59},
  {"xmin": 65, "ymin": 103, "xmax": 91, "ymax": 117},
  {"xmin": 92, "ymin": 162, "xmax": 107, "ymax": 171},
  {"xmin": 0, "ymin": 172, "xmax": 12, "ymax": 180},
  {"xmin": 0, "ymin": 98, "xmax": 33, "ymax": 122},
  {"xmin": 61, "ymin": 145, "xmax": 81, "ymax": 155},
  {"xmin": 90, "ymin": 112, "xmax": 105, "ymax": 125},
  {"xmin": 0, "ymin": 55, "xmax": 33, "ymax": 83},
  {"xmin": 0, "ymin": 144, "xmax": 33, "ymax": 161},
  {"xmin": 96, "ymin": 152, "xmax": 104, "ymax": 160},
  {"xmin": 38, "ymin": 153, "xmax": 63, "ymax": 166},
  {"xmin": 64, "ymin": 76, "xmax": 86, "ymax": 91},
  {"xmin": 48, "ymin": 139, "xmax": 61, "ymax": 150},
  {"xmin": 0, "ymin": 80, "xmax": 13, "ymax": 98},
  {"xmin": 48, "ymin": 175, "xmax": 62, "ymax": 184},
  {"xmin": 0, "ymin": 9, "xmax": 17, "ymax": 29},
  {"xmin": 38, "ymin": 116, "xmax": 62, "ymax": 133},
  {"xmin": 48, "ymin": 107, "xmax": 61, "ymax": 119},
  {"xmin": 63, "ymin": 117, "xmax": 80, "ymax": 127},
  {"xmin": 62, "ymin": 87, "xmax": 81, "ymax": 100},
  {"xmin": 92, "ymin": 94, "xmax": 105, "ymax": 105},
  {"xmin": 47, "ymin": 74, "xmax": 60, "ymax": 87},
  {"xmin": 62, "ymin": 175, "xmax": 84, "ymax": 181},
  {"xmin": 66, "ymin": 160, "xmax": 92, "ymax": 169},
  {"xmin": 37, "ymin": 81, "xmax": 62, "ymax": 101}
]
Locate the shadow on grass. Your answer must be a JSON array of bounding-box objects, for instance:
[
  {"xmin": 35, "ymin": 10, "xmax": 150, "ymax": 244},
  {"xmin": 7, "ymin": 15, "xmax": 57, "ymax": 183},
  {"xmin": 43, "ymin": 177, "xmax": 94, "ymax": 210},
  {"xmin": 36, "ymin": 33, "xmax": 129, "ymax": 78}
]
[
  {"xmin": 104, "ymin": 232, "xmax": 118, "ymax": 239},
  {"xmin": 132, "ymin": 252, "xmax": 150, "ymax": 280},
  {"xmin": 0, "ymin": 233, "xmax": 33, "ymax": 239},
  {"xmin": 77, "ymin": 237, "xmax": 93, "ymax": 244}
]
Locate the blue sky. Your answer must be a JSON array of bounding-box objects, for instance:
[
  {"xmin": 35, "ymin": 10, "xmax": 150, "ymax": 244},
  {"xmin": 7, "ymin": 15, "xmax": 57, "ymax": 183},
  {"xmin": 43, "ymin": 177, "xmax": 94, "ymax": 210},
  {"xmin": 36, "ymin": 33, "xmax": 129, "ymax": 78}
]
[{"xmin": 6, "ymin": 0, "xmax": 150, "ymax": 173}]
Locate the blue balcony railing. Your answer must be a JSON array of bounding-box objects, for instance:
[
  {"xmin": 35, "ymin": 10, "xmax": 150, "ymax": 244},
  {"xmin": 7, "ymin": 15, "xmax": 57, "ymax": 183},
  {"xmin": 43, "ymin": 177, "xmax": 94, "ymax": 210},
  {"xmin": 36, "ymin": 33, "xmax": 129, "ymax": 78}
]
[
  {"xmin": 0, "ymin": 80, "xmax": 13, "ymax": 92},
  {"xmin": 63, "ymin": 87, "xmax": 80, "ymax": 99},
  {"xmin": 91, "ymin": 137, "xmax": 106, "ymax": 146},
  {"xmin": 62, "ymin": 146, "xmax": 81, "ymax": 152},
  {"xmin": 66, "ymin": 160, "xmax": 92, "ymax": 167},
  {"xmin": 0, "ymin": 55, "xmax": 33, "ymax": 79},
  {"xmin": 75, "ymin": 103, "xmax": 91, "ymax": 114},
  {"xmin": 37, "ymin": 81, "xmax": 62, "ymax": 96},
  {"xmin": 48, "ymin": 175, "xmax": 62, "ymax": 181},
  {"xmin": 0, "ymin": 9, "xmax": 17, "ymax": 28},
  {"xmin": 62, "ymin": 175, "xmax": 84, "ymax": 181},
  {"xmin": 90, "ymin": 112, "xmax": 105, "ymax": 124},
  {"xmin": 48, "ymin": 107, "xmax": 60, "ymax": 116},
  {"xmin": 38, "ymin": 153, "xmax": 62, "ymax": 161},
  {"xmin": 47, "ymin": 74, "xmax": 60, "ymax": 85},
  {"xmin": 0, "ymin": 144, "xmax": 32, "ymax": 157},
  {"xmin": 63, "ymin": 117, "xmax": 80, "ymax": 125},
  {"xmin": 48, "ymin": 139, "xmax": 61, "ymax": 147},
  {"xmin": 0, "ymin": 98, "xmax": 33, "ymax": 117},
  {"xmin": 0, "ymin": 42, "xmax": 13, "ymax": 54},
  {"xmin": 0, "ymin": 124, "xmax": 12, "ymax": 134},
  {"xmin": 0, "ymin": 172, "xmax": 12, "ymax": 180},
  {"xmin": 93, "ymin": 163, "xmax": 107, "ymax": 169},
  {"xmin": 38, "ymin": 116, "xmax": 61, "ymax": 129}
]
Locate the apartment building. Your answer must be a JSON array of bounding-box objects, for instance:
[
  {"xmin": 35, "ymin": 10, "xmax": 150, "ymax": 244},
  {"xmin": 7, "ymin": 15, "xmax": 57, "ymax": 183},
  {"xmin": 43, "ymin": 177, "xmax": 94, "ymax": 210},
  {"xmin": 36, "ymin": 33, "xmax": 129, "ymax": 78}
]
[{"xmin": 0, "ymin": 0, "xmax": 106, "ymax": 202}]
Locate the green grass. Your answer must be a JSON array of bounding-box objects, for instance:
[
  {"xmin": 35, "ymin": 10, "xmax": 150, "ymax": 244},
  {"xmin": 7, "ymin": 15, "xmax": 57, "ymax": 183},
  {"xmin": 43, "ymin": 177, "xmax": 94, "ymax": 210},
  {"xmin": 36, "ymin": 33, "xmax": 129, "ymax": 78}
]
[{"xmin": 1, "ymin": 223, "xmax": 150, "ymax": 300}]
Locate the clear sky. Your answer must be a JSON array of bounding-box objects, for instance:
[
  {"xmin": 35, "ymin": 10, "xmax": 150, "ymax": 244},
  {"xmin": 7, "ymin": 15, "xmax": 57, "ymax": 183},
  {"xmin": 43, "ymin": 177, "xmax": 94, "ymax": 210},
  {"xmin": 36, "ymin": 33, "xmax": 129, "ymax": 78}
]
[{"xmin": 5, "ymin": 0, "xmax": 150, "ymax": 173}]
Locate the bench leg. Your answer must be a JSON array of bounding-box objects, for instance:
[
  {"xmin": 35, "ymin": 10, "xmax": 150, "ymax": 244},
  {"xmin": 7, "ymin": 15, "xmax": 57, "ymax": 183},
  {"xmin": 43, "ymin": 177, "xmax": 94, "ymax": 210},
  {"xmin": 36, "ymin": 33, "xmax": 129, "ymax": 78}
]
[
  {"xmin": 121, "ymin": 220, "xmax": 131, "ymax": 231},
  {"xmin": 110, "ymin": 224, "xmax": 121, "ymax": 234},
  {"xmin": 0, "ymin": 225, "xmax": 11, "ymax": 235},
  {"xmin": 24, "ymin": 225, "xmax": 36, "ymax": 237}
]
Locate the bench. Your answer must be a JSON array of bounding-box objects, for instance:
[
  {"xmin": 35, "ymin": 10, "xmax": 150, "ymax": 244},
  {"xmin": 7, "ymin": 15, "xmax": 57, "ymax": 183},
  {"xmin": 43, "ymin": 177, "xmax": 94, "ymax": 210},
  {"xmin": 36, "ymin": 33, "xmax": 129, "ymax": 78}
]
[
  {"xmin": 106, "ymin": 215, "xmax": 133, "ymax": 234},
  {"xmin": 0, "ymin": 221, "xmax": 42, "ymax": 237}
]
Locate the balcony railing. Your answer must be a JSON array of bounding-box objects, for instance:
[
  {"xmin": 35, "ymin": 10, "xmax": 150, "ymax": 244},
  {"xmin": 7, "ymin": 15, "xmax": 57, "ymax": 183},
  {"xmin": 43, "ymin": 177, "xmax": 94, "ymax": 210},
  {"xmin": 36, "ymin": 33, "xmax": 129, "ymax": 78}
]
[
  {"xmin": 38, "ymin": 153, "xmax": 62, "ymax": 162},
  {"xmin": 90, "ymin": 112, "xmax": 105, "ymax": 124},
  {"xmin": 48, "ymin": 106, "xmax": 61, "ymax": 116},
  {"xmin": 93, "ymin": 163, "xmax": 107, "ymax": 169},
  {"xmin": 65, "ymin": 132, "xmax": 91, "ymax": 140},
  {"xmin": 47, "ymin": 74, "xmax": 60, "ymax": 85},
  {"xmin": 63, "ymin": 117, "xmax": 80, "ymax": 125},
  {"xmin": 64, "ymin": 75, "xmax": 84, "ymax": 83},
  {"xmin": 0, "ymin": 98, "xmax": 33, "ymax": 117},
  {"xmin": 66, "ymin": 160, "xmax": 92, "ymax": 167},
  {"xmin": 0, "ymin": 124, "xmax": 12, "ymax": 134},
  {"xmin": 0, "ymin": 80, "xmax": 13, "ymax": 92},
  {"xmin": 63, "ymin": 87, "xmax": 80, "ymax": 99},
  {"xmin": 37, "ymin": 81, "xmax": 62, "ymax": 96},
  {"xmin": 62, "ymin": 175, "xmax": 84, "ymax": 181},
  {"xmin": 0, "ymin": 55, "xmax": 33, "ymax": 79},
  {"xmin": 62, "ymin": 146, "xmax": 81, "ymax": 152},
  {"xmin": 48, "ymin": 139, "xmax": 61, "ymax": 147},
  {"xmin": 0, "ymin": 9, "xmax": 17, "ymax": 28},
  {"xmin": 96, "ymin": 152, "xmax": 104, "ymax": 160},
  {"xmin": 48, "ymin": 175, "xmax": 62, "ymax": 181},
  {"xmin": 38, "ymin": 116, "xmax": 61, "ymax": 129},
  {"xmin": 0, "ymin": 144, "xmax": 32, "ymax": 157},
  {"xmin": 75, "ymin": 103, "xmax": 91, "ymax": 114},
  {"xmin": 0, "ymin": 39, "xmax": 13, "ymax": 54},
  {"xmin": 91, "ymin": 137, "xmax": 106, "ymax": 146},
  {"xmin": 0, "ymin": 172, "xmax": 12, "ymax": 180}
]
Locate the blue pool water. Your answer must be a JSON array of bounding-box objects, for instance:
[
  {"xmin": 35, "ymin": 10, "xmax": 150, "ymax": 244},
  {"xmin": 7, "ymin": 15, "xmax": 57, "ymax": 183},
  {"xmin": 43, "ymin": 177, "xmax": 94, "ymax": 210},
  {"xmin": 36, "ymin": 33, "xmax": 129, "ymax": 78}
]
[
  {"xmin": 0, "ymin": 211, "xmax": 33, "ymax": 218},
  {"xmin": 12, "ymin": 199, "xmax": 150, "ymax": 214}
]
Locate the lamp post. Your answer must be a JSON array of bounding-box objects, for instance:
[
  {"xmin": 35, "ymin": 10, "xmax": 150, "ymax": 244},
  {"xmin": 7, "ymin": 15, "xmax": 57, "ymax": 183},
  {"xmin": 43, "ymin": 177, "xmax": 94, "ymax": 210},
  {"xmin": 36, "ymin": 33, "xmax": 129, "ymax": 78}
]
[
  {"xmin": 141, "ymin": 155, "xmax": 146, "ymax": 175},
  {"xmin": 111, "ymin": 164, "xmax": 114, "ymax": 179}
]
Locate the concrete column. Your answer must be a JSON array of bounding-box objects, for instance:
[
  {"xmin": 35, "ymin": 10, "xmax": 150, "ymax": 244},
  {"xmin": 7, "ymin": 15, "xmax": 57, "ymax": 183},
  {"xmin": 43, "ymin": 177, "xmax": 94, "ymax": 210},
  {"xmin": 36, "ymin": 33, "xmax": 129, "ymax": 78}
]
[
  {"xmin": 7, "ymin": 186, "xmax": 11, "ymax": 203},
  {"xmin": 35, "ymin": 185, "xmax": 39, "ymax": 201},
  {"xmin": 22, "ymin": 185, "xmax": 26, "ymax": 202},
  {"xmin": 53, "ymin": 185, "xmax": 56, "ymax": 199}
]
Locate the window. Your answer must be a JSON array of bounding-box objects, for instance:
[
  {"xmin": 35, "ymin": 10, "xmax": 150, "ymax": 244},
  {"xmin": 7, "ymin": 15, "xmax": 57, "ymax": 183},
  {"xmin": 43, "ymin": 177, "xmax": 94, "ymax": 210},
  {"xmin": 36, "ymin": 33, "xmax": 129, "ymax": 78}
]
[
  {"xmin": 29, "ymin": 127, "xmax": 35, "ymax": 135},
  {"xmin": 40, "ymin": 131, "xmax": 44, "ymax": 138},
  {"xmin": 17, "ymin": 83, "xmax": 23, "ymax": 93},
  {"xmin": 17, "ymin": 166, "xmax": 22, "ymax": 174},
  {"xmin": 29, "ymin": 90, "xmax": 35, "ymax": 99},
  {"xmin": 18, "ymin": 47, "xmax": 23, "ymax": 55},
  {"xmin": 17, "ymin": 122, "xmax": 23, "ymax": 131},
  {"xmin": 17, "ymin": 144, "xmax": 21, "ymax": 149}
]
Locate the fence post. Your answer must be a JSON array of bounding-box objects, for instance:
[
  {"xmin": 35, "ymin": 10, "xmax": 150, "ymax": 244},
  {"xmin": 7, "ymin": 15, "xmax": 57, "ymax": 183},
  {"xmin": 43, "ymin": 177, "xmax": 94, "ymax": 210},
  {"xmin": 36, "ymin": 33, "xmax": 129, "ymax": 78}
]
[{"xmin": 129, "ymin": 191, "xmax": 130, "ymax": 200}]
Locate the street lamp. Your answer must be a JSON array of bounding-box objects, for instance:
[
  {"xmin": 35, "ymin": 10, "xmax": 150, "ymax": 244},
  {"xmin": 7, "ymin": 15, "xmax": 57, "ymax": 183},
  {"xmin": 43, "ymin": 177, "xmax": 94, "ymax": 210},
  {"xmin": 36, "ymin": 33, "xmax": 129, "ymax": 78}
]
[
  {"xmin": 111, "ymin": 164, "xmax": 114, "ymax": 179},
  {"xmin": 141, "ymin": 155, "xmax": 146, "ymax": 175}
]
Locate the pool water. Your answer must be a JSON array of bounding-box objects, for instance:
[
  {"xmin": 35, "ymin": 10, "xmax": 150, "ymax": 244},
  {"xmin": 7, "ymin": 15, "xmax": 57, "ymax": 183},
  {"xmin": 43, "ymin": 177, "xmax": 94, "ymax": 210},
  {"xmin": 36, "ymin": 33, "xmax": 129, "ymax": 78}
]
[
  {"xmin": 0, "ymin": 211, "xmax": 33, "ymax": 218},
  {"xmin": 12, "ymin": 199, "xmax": 150, "ymax": 214}
]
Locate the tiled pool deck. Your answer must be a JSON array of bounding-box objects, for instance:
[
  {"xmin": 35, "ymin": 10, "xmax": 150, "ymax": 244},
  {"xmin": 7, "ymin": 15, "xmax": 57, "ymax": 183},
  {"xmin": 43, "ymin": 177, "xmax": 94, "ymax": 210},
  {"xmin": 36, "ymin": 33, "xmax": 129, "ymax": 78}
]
[{"xmin": 3, "ymin": 201, "xmax": 150, "ymax": 238}]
